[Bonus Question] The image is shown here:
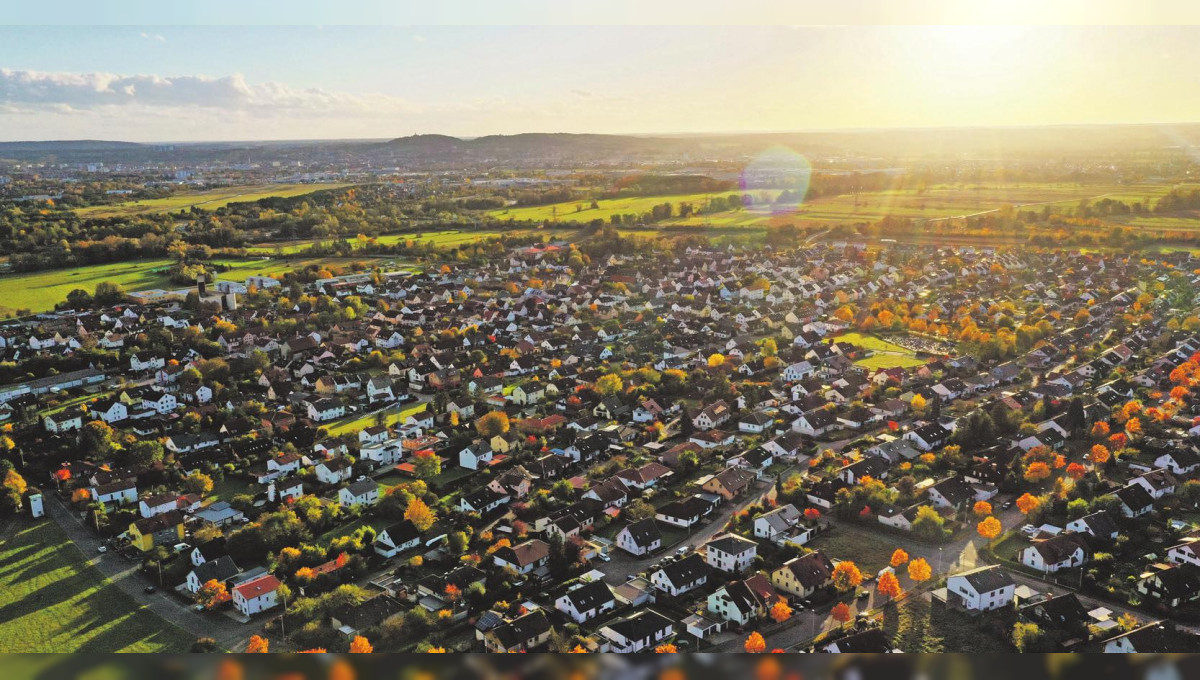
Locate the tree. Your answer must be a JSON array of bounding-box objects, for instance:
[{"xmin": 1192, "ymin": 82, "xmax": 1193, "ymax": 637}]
[
  {"xmin": 1015, "ymin": 493, "xmax": 1041, "ymax": 515},
  {"xmin": 1090, "ymin": 444, "xmax": 1111, "ymax": 465},
  {"xmin": 245, "ymin": 635, "xmax": 269, "ymax": 653},
  {"xmin": 1024, "ymin": 461, "xmax": 1051, "ymax": 483},
  {"xmin": 744, "ymin": 631, "xmax": 766, "ymax": 653},
  {"xmin": 769, "ymin": 600, "xmax": 793, "ymax": 623},
  {"xmin": 1066, "ymin": 462, "xmax": 1087, "ymax": 480},
  {"xmin": 1091, "ymin": 421, "xmax": 1110, "ymax": 439},
  {"xmin": 977, "ymin": 516, "xmax": 1002, "ymax": 542},
  {"xmin": 196, "ymin": 579, "xmax": 230, "ymax": 610},
  {"xmin": 907, "ymin": 558, "xmax": 932, "ymax": 583},
  {"xmin": 348, "ymin": 635, "xmax": 373, "ymax": 653},
  {"xmin": 831, "ymin": 602, "xmax": 853, "ymax": 624},
  {"xmin": 595, "ymin": 373, "xmax": 624, "ymax": 396},
  {"xmin": 803, "ymin": 508, "xmax": 821, "ymax": 521},
  {"xmin": 890, "ymin": 549, "xmax": 909, "ymax": 568},
  {"xmin": 832, "ymin": 561, "xmax": 863, "ymax": 592},
  {"xmin": 707, "ymin": 353, "xmax": 726, "ymax": 368},
  {"xmin": 404, "ymin": 497, "xmax": 437, "ymax": 532},
  {"xmin": 80, "ymin": 420, "xmax": 115, "ymax": 458},
  {"xmin": 622, "ymin": 498, "xmax": 655, "ymax": 522},
  {"xmin": 474, "ymin": 411, "xmax": 510, "ymax": 438},
  {"xmin": 973, "ymin": 501, "xmax": 993, "ymax": 517},
  {"xmin": 1012, "ymin": 622, "xmax": 1044, "ymax": 652},
  {"xmin": 184, "ymin": 471, "xmax": 214, "ymax": 496},
  {"xmin": 412, "ymin": 449, "xmax": 441, "ymax": 479},
  {"xmin": 654, "ymin": 644, "xmax": 679, "ymax": 653},
  {"xmin": 126, "ymin": 440, "xmax": 164, "ymax": 468},
  {"xmin": 876, "ymin": 571, "xmax": 902, "ymax": 601},
  {"xmin": 910, "ymin": 394, "xmax": 927, "ymax": 415}
]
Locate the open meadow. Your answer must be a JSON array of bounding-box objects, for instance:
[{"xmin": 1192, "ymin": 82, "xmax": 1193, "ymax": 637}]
[
  {"xmin": 74, "ymin": 183, "xmax": 351, "ymax": 218},
  {"xmin": 0, "ymin": 520, "xmax": 191, "ymax": 652}
]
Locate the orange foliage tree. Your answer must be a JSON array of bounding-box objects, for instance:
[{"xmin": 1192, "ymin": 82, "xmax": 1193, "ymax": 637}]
[
  {"xmin": 876, "ymin": 571, "xmax": 903, "ymax": 601},
  {"xmin": 831, "ymin": 561, "xmax": 863, "ymax": 592},
  {"xmin": 831, "ymin": 602, "xmax": 853, "ymax": 624},
  {"xmin": 973, "ymin": 501, "xmax": 992, "ymax": 517},
  {"xmin": 348, "ymin": 635, "xmax": 373, "ymax": 653},
  {"xmin": 1016, "ymin": 493, "xmax": 1041, "ymax": 515},
  {"xmin": 890, "ymin": 548, "xmax": 909, "ymax": 568},
  {"xmin": 1091, "ymin": 444, "xmax": 1111, "ymax": 465},
  {"xmin": 744, "ymin": 631, "xmax": 767, "ymax": 653},
  {"xmin": 655, "ymin": 644, "xmax": 678, "ymax": 653},
  {"xmin": 908, "ymin": 558, "xmax": 932, "ymax": 583},
  {"xmin": 769, "ymin": 600, "xmax": 793, "ymax": 623},
  {"xmin": 1024, "ymin": 461, "xmax": 1051, "ymax": 483},
  {"xmin": 246, "ymin": 635, "xmax": 269, "ymax": 653},
  {"xmin": 977, "ymin": 516, "xmax": 1002, "ymax": 542}
]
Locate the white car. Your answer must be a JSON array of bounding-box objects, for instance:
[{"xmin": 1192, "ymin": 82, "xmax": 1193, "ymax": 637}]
[{"xmin": 97, "ymin": 546, "xmax": 108, "ymax": 553}]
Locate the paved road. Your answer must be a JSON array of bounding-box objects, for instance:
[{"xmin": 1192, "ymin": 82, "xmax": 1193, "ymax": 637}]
[{"xmin": 45, "ymin": 493, "xmax": 257, "ymax": 651}]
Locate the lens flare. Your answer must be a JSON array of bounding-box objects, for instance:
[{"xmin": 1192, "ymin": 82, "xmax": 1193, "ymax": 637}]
[{"xmin": 740, "ymin": 146, "xmax": 812, "ymax": 220}]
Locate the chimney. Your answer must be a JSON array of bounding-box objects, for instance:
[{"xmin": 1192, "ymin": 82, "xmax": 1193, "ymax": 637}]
[{"xmin": 196, "ymin": 273, "xmax": 207, "ymax": 297}]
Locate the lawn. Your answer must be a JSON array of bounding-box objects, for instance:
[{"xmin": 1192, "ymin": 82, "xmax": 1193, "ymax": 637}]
[
  {"xmin": 806, "ymin": 523, "xmax": 898, "ymax": 574},
  {"xmin": 322, "ymin": 401, "xmax": 429, "ymax": 438},
  {"xmin": 834, "ymin": 332, "xmax": 928, "ymax": 370},
  {"xmin": 880, "ymin": 595, "xmax": 1012, "ymax": 652},
  {"xmin": 74, "ymin": 183, "xmax": 352, "ymax": 218},
  {"xmin": 0, "ymin": 520, "xmax": 192, "ymax": 652}
]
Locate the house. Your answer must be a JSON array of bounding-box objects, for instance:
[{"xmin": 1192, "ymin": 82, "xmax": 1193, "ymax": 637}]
[
  {"xmin": 128, "ymin": 510, "xmax": 185, "ymax": 552},
  {"xmin": 615, "ymin": 462, "xmax": 673, "ymax": 490},
  {"xmin": 458, "ymin": 442, "xmax": 495, "ymax": 470},
  {"xmin": 1020, "ymin": 533, "xmax": 1089, "ymax": 573},
  {"xmin": 599, "ymin": 609, "xmax": 674, "ymax": 653},
  {"xmin": 316, "ymin": 457, "xmax": 355, "ymax": 485},
  {"xmin": 555, "ymin": 579, "xmax": 617, "ymax": 624},
  {"xmin": 194, "ymin": 501, "xmax": 245, "ymax": 527},
  {"xmin": 927, "ymin": 476, "xmax": 975, "ymax": 510},
  {"xmin": 1112, "ymin": 484, "xmax": 1155, "ymax": 518},
  {"xmin": 792, "ymin": 408, "xmax": 837, "ymax": 437},
  {"xmin": 44, "ymin": 410, "xmax": 84, "ymax": 433},
  {"xmin": 338, "ymin": 479, "xmax": 380, "ymax": 508},
  {"xmin": 944, "ymin": 565, "xmax": 1015, "ymax": 611},
  {"xmin": 481, "ymin": 610, "xmax": 553, "ymax": 653},
  {"xmin": 1168, "ymin": 541, "xmax": 1200, "ymax": 567},
  {"xmin": 1018, "ymin": 593, "xmax": 1091, "ymax": 647},
  {"xmin": 374, "ymin": 520, "xmax": 422, "ymax": 558},
  {"xmin": 655, "ymin": 496, "xmax": 712, "ymax": 529},
  {"xmin": 739, "ymin": 411, "xmax": 776, "ymax": 434},
  {"xmin": 692, "ymin": 400, "xmax": 731, "ymax": 430},
  {"xmin": 616, "ymin": 519, "xmax": 663, "ymax": 556},
  {"xmin": 138, "ymin": 493, "xmax": 178, "ymax": 518},
  {"xmin": 707, "ymin": 573, "xmax": 781, "ymax": 626},
  {"xmin": 700, "ymin": 467, "xmax": 757, "ymax": 501},
  {"xmin": 492, "ymin": 539, "xmax": 550, "ymax": 575},
  {"xmin": 1130, "ymin": 469, "xmax": 1177, "ymax": 499},
  {"xmin": 704, "ymin": 533, "xmax": 758, "ymax": 573},
  {"xmin": 232, "ymin": 574, "xmax": 282, "ymax": 617},
  {"xmin": 1101, "ymin": 622, "xmax": 1196, "ymax": 653},
  {"xmin": 459, "ymin": 486, "xmax": 510, "ymax": 514},
  {"xmin": 771, "ymin": 551, "xmax": 835, "ymax": 599},
  {"xmin": 1066, "ymin": 512, "xmax": 1120, "ymax": 541},
  {"xmin": 330, "ymin": 595, "xmax": 406, "ymax": 638},
  {"xmin": 1155, "ymin": 448, "xmax": 1200, "ymax": 476},
  {"xmin": 905, "ymin": 422, "xmax": 951, "ymax": 451},
  {"xmin": 821, "ymin": 628, "xmax": 894, "ymax": 653},
  {"xmin": 650, "ymin": 553, "xmax": 710, "ymax": 596},
  {"xmin": 753, "ymin": 504, "xmax": 804, "ymax": 541},
  {"xmin": 1137, "ymin": 565, "xmax": 1200, "ymax": 608},
  {"xmin": 185, "ymin": 555, "xmax": 240, "ymax": 594},
  {"xmin": 306, "ymin": 398, "xmax": 346, "ymax": 422}
]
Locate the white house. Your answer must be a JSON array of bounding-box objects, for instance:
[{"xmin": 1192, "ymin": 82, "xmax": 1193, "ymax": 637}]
[
  {"xmin": 1019, "ymin": 534, "xmax": 1088, "ymax": 573},
  {"xmin": 599, "ymin": 610, "xmax": 674, "ymax": 653},
  {"xmin": 315, "ymin": 458, "xmax": 354, "ymax": 485},
  {"xmin": 616, "ymin": 519, "xmax": 662, "ymax": 556},
  {"xmin": 232, "ymin": 574, "xmax": 281, "ymax": 616},
  {"xmin": 555, "ymin": 580, "xmax": 617, "ymax": 624},
  {"xmin": 459, "ymin": 442, "xmax": 495, "ymax": 470},
  {"xmin": 338, "ymin": 479, "xmax": 380, "ymax": 508},
  {"xmin": 944, "ymin": 565, "xmax": 1015, "ymax": 611},
  {"xmin": 650, "ymin": 553, "xmax": 710, "ymax": 596},
  {"xmin": 704, "ymin": 533, "xmax": 758, "ymax": 573},
  {"xmin": 373, "ymin": 520, "xmax": 422, "ymax": 558}
]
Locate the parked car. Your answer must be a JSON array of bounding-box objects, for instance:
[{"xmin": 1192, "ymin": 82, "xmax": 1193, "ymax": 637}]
[
  {"xmin": 144, "ymin": 586, "xmax": 156, "ymax": 594},
  {"xmin": 96, "ymin": 546, "xmax": 107, "ymax": 553}
]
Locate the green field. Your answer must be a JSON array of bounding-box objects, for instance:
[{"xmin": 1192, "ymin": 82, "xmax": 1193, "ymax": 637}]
[
  {"xmin": 75, "ymin": 183, "xmax": 352, "ymax": 218},
  {"xmin": 488, "ymin": 182, "xmax": 1200, "ymax": 231},
  {"xmin": 0, "ymin": 520, "xmax": 192, "ymax": 652},
  {"xmin": 322, "ymin": 401, "xmax": 429, "ymax": 438},
  {"xmin": 0, "ymin": 256, "xmax": 401, "ymax": 316},
  {"xmin": 834, "ymin": 332, "xmax": 928, "ymax": 370}
]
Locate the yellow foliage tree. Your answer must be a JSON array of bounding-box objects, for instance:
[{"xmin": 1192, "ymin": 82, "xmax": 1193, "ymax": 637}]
[
  {"xmin": 907, "ymin": 557, "xmax": 932, "ymax": 583},
  {"xmin": 890, "ymin": 549, "xmax": 909, "ymax": 568}
]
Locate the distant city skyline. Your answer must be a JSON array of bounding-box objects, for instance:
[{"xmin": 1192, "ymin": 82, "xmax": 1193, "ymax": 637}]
[{"xmin": 2, "ymin": 24, "xmax": 1200, "ymax": 142}]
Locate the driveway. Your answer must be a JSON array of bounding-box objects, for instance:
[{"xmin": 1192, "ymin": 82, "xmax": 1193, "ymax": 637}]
[{"xmin": 45, "ymin": 493, "xmax": 258, "ymax": 651}]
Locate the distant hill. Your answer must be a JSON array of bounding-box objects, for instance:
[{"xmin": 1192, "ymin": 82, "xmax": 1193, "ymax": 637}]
[{"xmin": 0, "ymin": 140, "xmax": 145, "ymax": 153}]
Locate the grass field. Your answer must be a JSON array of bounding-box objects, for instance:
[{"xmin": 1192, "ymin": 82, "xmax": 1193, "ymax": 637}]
[
  {"xmin": 487, "ymin": 182, "xmax": 1200, "ymax": 231},
  {"xmin": 322, "ymin": 401, "xmax": 429, "ymax": 438},
  {"xmin": 834, "ymin": 332, "xmax": 928, "ymax": 369},
  {"xmin": 75, "ymin": 183, "xmax": 352, "ymax": 218},
  {"xmin": 0, "ymin": 520, "xmax": 192, "ymax": 652}
]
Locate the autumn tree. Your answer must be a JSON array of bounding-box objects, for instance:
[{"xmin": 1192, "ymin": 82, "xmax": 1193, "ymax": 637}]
[
  {"xmin": 1066, "ymin": 462, "xmax": 1087, "ymax": 480},
  {"xmin": 708, "ymin": 353, "xmax": 726, "ymax": 368},
  {"xmin": 1090, "ymin": 444, "xmax": 1111, "ymax": 465},
  {"xmin": 876, "ymin": 571, "xmax": 902, "ymax": 601},
  {"xmin": 744, "ymin": 631, "xmax": 767, "ymax": 653},
  {"xmin": 196, "ymin": 579, "xmax": 230, "ymax": 610},
  {"xmin": 1091, "ymin": 421, "xmax": 1110, "ymax": 439},
  {"xmin": 246, "ymin": 635, "xmax": 269, "ymax": 653},
  {"xmin": 1024, "ymin": 461, "xmax": 1051, "ymax": 483},
  {"xmin": 890, "ymin": 549, "xmax": 909, "ymax": 568},
  {"xmin": 910, "ymin": 394, "xmax": 928, "ymax": 415},
  {"xmin": 1015, "ymin": 493, "xmax": 1041, "ymax": 515},
  {"xmin": 655, "ymin": 644, "xmax": 679, "ymax": 653},
  {"xmin": 831, "ymin": 602, "xmax": 853, "ymax": 624},
  {"xmin": 977, "ymin": 516, "xmax": 1002, "ymax": 543},
  {"xmin": 907, "ymin": 557, "xmax": 932, "ymax": 583},
  {"xmin": 595, "ymin": 373, "xmax": 624, "ymax": 396},
  {"xmin": 474, "ymin": 411, "xmax": 510, "ymax": 438},
  {"xmin": 184, "ymin": 471, "xmax": 215, "ymax": 496},
  {"xmin": 973, "ymin": 501, "xmax": 993, "ymax": 517},
  {"xmin": 405, "ymin": 497, "xmax": 437, "ymax": 532},
  {"xmin": 412, "ymin": 449, "xmax": 441, "ymax": 479},
  {"xmin": 769, "ymin": 600, "xmax": 793, "ymax": 623},
  {"xmin": 348, "ymin": 635, "xmax": 373, "ymax": 653},
  {"xmin": 832, "ymin": 561, "xmax": 863, "ymax": 592}
]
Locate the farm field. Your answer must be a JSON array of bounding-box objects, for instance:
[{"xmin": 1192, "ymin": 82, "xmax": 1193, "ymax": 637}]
[
  {"xmin": 488, "ymin": 182, "xmax": 1200, "ymax": 230},
  {"xmin": 74, "ymin": 183, "xmax": 352, "ymax": 218},
  {"xmin": 0, "ymin": 520, "xmax": 191, "ymax": 652},
  {"xmin": 246, "ymin": 227, "xmax": 576, "ymax": 255}
]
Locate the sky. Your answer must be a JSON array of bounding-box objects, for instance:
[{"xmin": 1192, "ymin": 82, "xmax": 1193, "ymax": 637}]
[{"xmin": 2, "ymin": 20, "xmax": 1200, "ymax": 142}]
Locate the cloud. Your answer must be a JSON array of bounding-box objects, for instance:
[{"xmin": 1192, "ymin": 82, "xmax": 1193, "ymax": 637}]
[
  {"xmin": 0, "ymin": 68, "xmax": 417, "ymax": 116},
  {"xmin": 140, "ymin": 32, "xmax": 167, "ymax": 43}
]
